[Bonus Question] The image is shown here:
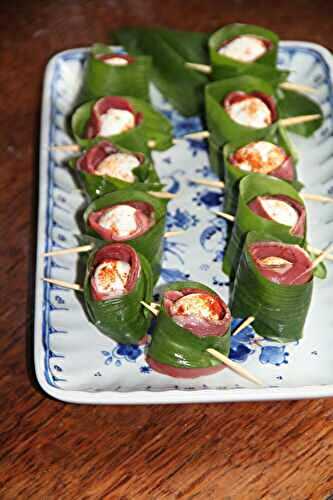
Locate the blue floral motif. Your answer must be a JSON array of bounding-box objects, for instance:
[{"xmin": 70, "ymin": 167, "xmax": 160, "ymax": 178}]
[
  {"xmin": 167, "ymin": 208, "xmax": 199, "ymax": 230},
  {"xmin": 229, "ymin": 321, "xmax": 256, "ymax": 363},
  {"xmin": 163, "ymin": 240, "xmax": 187, "ymax": 264},
  {"xmin": 160, "ymin": 268, "xmax": 190, "ymax": 282},
  {"xmin": 160, "ymin": 170, "xmax": 185, "ymax": 194},
  {"xmin": 192, "ymin": 189, "xmax": 222, "ymax": 208},
  {"xmin": 200, "ymin": 221, "xmax": 226, "ymax": 263},
  {"xmin": 101, "ymin": 344, "xmax": 143, "ymax": 367},
  {"xmin": 187, "ymin": 139, "xmax": 208, "ymax": 157},
  {"xmin": 140, "ymin": 365, "xmax": 152, "ymax": 374},
  {"xmin": 212, "ymin": 276, "xmax": 229, "ymax": 288},
  {"xmin": 195, "ymin": 165, "xmax": 215, "ymax": 178},
  {"xmin": 259, "ymin": 346, "xmax": 289, "ymax": 366}
]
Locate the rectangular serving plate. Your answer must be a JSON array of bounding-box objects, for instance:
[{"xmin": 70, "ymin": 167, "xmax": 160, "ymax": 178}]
[{"xmin": 35, "ymin": 42, "xmax": 333, "ymax": 404}]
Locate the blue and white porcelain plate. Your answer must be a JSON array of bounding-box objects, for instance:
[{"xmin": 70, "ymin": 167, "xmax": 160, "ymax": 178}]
[{"xmin": 35, "ymin": 42, "xmax": 333, "ymax": 404}]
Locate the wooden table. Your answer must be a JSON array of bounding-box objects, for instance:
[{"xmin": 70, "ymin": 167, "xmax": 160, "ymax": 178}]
[{"xmin": 1, "ymin": 1, "xmax": 333, "ymax": 498}]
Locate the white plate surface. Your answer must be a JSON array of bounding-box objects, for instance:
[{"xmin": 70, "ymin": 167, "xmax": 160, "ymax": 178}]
[{"xmin": 35, "ymin": 42, "xmax": 333, "ymax": 404}]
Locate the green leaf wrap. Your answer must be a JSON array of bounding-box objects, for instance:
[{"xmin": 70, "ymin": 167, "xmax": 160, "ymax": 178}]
[
  {"xmin": 223, "ymin": 125, "xmax": 302, "ymax": 215},
  {"xmin": 205, "ymin": 76, "xmax": 277, "ymax": 176},
  {"xmin": 83, "ymin": 190, "xmax": 167, "ymax": 282},
  {"xmin": 209, "ymin": 24, "xmax": 286, "ymax": 85},
  {"xmin": 230, "ymin": 231, "xmax": 313, "ymax": 343},
  {"xmin": 80, "ymin": 44, "xmax": 152, "ymax": 102},
  {"xmin": 68, "ymin": 143, "xmax": 161, "ymax": 200},
  {"xmin": 277, "ymin": 88, "xmax": 323, "ymax": 137},
  {"xmin": 223, "ymin": 174, "xmax": 307, "ymax": 279},
  {"xmin": 83, "ymin": 246, "xmax": 153, "ymax": 344},
  {"xmin": 71, "ymin": 97, "xmax": 173, "ymax": 152},
  {"xmin": 148, "ymin": 281, "xmax": 231, "ymax": 370},
  {"xmin": 113, "ymin": 28, "xmax": 209, "ymax": 116}
]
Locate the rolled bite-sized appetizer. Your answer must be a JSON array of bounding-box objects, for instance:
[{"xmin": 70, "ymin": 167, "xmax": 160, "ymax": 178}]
[
  {"xmin": 223, "ymin": 91, "xmax": 277, "ymax": 129},
  {"xmin": 230, "ymin": 231, "xmax": 314, "ymax": 342},
  {"xmin": 222, "ymin": 125, "xmax": 301, "ymax": 213},
  {"xmin": 230, "ymin": 141, "xmax": 294, "ymax": 179},
  {"xmin": 69, "ymin": 141, "xmax": 161, "ymax": 199},
  {"xmin": 83, "ymin": 243, "xmax": 153, "ymax": 344},
  {"xmin": 205, "ymin": 76, "xmax": 278, "ymax": 176},
  {"xmin": 83, "ymin": 190, "xmax": 167, "ymax": 282},
  {"xmin": 208, "ymin": 24, "xmax": 282, "ymax": 83},
  {"xmin": 248, "ymin": 194, "xmax": 306, "ymax": 237},
  {"xmin": 147, "ymin": 281, "xmax": 231, "ymax": 378},
  {"xmin": 86, "ymin": 96, "xmax": 141, "ymax": 139},
  {"xmin": 71, "ymin": 95, "xmax": 173, "ymax": 152},
  {"xmin": 88, "ymin": 202, "xmax": 155, "ymax": 241},
  {"xmin": 223, "ymin": 174, "xmax": 306, "ymax": 280},
  {"xmin": 80, "ymin": 43, "xmax": 151, "ymax": 102}
]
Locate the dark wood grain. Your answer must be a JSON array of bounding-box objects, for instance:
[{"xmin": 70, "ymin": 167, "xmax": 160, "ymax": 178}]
[{"xmin": 1, "ymin": 1, "xmax": 333, "ymax": 498}]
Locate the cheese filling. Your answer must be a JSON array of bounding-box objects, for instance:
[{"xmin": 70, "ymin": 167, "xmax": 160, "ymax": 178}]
[
  {"xmin": 226, "ymin": 97, "xmax": 272, "ymax": 128},
  {"xmin": 233, "ymin": 141, "xmax": 286, "ymax": 173},
  {"xmin": 98, "ymin": 205, "xmax": 138, "ymax": 238},
  {"xmin": 103, "ymin": 56, "xmax": 129, "ymax": 66},
  {"xmin": 93, "ymin": 259, "xmax": 131, "ymax": 297},
  {"xmin": 170, "ymin": 293, "xmax": 222, "ymax": 322},
  {"xmin": 99, "ymin": 109, "xmax": 136, "ymax": 137},
  {"xmin": 257, "ymin": 256, "xmax": 293, "ymax": 268},
  {"xmin": 260, "ymin": 198, "xmax": 299, "ymax": 227},
  {"xmin": 95, "ymin": 153, "xmax": 140, "ymax": 182},
  {"xmin": 218, "ymin": 35, "xmax": 268, "ymax": 62}
]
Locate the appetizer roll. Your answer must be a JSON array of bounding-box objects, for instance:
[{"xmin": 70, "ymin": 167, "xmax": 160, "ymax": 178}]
[
  {"xmin": 81, "ymin": 43, "xmax": 151, "ymax": 102},
  {"xmin": 83, "ymin": 243, "xmax": 153, "ymax": 344},
  {"xmin": 205, "ymin": 76, "xmax": 277, "ymax": 176},
  {"xmin": 230, "ymin": 231, "xmax": 314, "ymax": 343},
  {"xmin": 223, "ymin": 174, "xmax": 306, "ymax": 279},
  {"xmin": 223, "ymin": 126, "xmax": 301, "ymax": 213},
  {"xmin": 69, "ymin": 141, "xmax": 161, "ymax": 199},
  {"xmin": 71, "ymin": 95, "xmax": 173, "ymax": 152},
  {"xmin": 208, "ymin": 24, "xmax": 284, "ymax": 84},
  {"xmin": 224, "ymin": 90, "xmax": 277, "ymax": 129},
  {"xmin": 83, "ymin": 190, "xmax": 167, "ymax": 281},
  {"xmin": 147, "ymin": 281, "xmax": 231, "ymax": 378}
]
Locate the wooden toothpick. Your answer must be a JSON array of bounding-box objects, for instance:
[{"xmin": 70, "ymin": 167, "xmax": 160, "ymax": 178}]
[
  {"xmin": 43, "ymin": 230, "xmax": 186, "ymax": 258},
  {"xmin": 307, "ymin": 245, "xmax": 333, "ymax": 262},
  {"xmin": 140, "ymin": 300, "xmax": 160, "ymax": 315},
  {"xmin": 193, "ymin": 179, "xmax": 332, "ymax": 204},
  {"xmin": 211, "ymin": 210, "xmax": 235, "ymax": 222},
  {"xmin": 149, "ymin": 191, "xmax": 177, "ymax": 200},
  {"xmin": 183, "ymin": 114, "xmax": 321, "ymax": 142},
  {"xmin": 164, "ymin": 230, "xmax": 185, "ymax": 238},
  {"xmin": 310, "ymin": 243, "xmax": 333, "ymax": 270},
  {"xmin": 279, "ymin": 81, "xmax": 317, "ymax": 94},
  {"xmin": 191, "ymin": 178, "xmax": 225, "ymax": 189},
  {"xmin": 185, "ymin": 62, "xmax": 316, "ymax": 94},
  {"xmin": 184, "ymin": 130, "xmax": 210, "ymax": 141},
  {"xmin": 50, "ymin": 144, "xmax": 81, "ymax": 153},
  {"xmin": 206, "ymin": 348, "xmax": 263, "ymax": 386},
  {"xmin": 43, "ymin": 277, "xmax": 83, "ymax": 292},
  {"xmin": 43, "ymin": 244, "xmax": 94, "ymax": 257},
  {"xmin": 232, "ymin": 316, "xmax": 256, "ymax": 335},
  {"xmin": 302, "ymin": 193, "xmax": 333, "ymax": 204},
  {"xmin": 185, "ymin": 62, "xmax": 212, "ymax": 74},
  {"xmin": 279, "ymin": 114, "xmax": 321, "ymax": 127}
]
